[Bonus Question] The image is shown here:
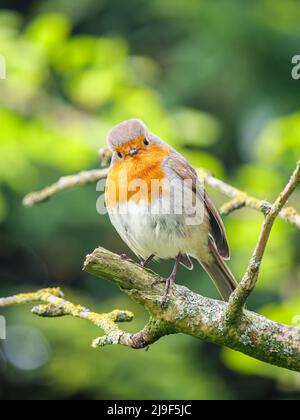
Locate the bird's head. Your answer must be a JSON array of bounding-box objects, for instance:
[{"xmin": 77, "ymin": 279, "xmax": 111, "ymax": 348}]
[{"xmin": 107, "ymin": 119, "xmax": 152, "ymax": 160}]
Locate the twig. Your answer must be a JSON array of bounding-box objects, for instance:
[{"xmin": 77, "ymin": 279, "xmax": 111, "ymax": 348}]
[
  {"xmin": 197, "ymin": 169, "xmax": 300, "ymax": 229},
  {"xmin": 23, "ymin": 169, "xmax": 108, "ymax": 208},
  {"xmin": 0, "ymin": 287, "xmax": 162, "ymax": 348},
  {"xmin": 226, "ymin": 161, "xmax": 300, "ymax": 323}
]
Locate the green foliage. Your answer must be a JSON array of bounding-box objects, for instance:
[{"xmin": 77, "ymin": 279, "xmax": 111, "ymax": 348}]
[{"xmin": 256, "ymin": 112, "xmax": 300, "ymax": 171}]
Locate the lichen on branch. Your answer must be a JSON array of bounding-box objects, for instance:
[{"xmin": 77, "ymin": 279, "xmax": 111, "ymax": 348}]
[
  {"xmin": 83, "ymin": 247, "xmax": 300, "ymax": 372},
  {"xmin": 0, "ymin": 287, "xmax": 142, "ymax": 348}
]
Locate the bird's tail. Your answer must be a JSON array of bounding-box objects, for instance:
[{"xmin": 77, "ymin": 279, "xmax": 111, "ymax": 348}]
[{"xmin": 199, "ymin": 241, "xmax": 238, "ymax": 301}]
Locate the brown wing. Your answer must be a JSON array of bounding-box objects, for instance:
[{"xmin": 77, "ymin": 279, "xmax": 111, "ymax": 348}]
[
  {"xmin": 167, "ymin": 153, "xmax": 230, "ymax": 260},
  {"xmin": 203, "ymin": 190, "xmax": 230, "ymax": 259}
]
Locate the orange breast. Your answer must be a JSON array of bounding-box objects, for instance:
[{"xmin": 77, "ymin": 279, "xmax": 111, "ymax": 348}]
[{"xmin": 106, "ymin": 144, "xmax": 170, "ymax": 208}]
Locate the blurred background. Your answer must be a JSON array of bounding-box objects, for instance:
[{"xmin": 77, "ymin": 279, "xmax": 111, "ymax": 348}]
[{"xmin": 0, "ymin": 0, "xmax": 300, "ymax": 400}]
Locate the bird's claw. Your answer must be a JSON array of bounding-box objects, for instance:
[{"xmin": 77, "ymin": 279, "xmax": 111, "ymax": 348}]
[
  {"xmin": 151, "ymin": 277, "xmax": 174, "ymax": 308},
  {"xmin": 161, "ymin": 277, "xmax": 175, "ymax": 308}
]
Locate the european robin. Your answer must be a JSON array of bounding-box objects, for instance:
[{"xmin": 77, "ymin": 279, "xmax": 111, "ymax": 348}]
[{"xmin": 105, "ymin": 119, "xmax": 237, "ymax": 305}]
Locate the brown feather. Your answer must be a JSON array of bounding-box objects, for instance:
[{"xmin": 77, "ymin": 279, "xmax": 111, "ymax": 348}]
[{"xmin": 167, "ymin": 153, "xmax": 230, "ymax": 260}]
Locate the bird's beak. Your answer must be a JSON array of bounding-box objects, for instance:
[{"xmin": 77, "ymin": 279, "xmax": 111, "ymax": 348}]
[{"xmin": 127, "ymin": 147, "xmax": 140, "ymax": 157}]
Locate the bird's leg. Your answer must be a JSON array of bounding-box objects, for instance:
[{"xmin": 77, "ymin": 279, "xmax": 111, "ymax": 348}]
[
  {"xmin": 151, "ymin": 255, "xmax": 181, "ymax": 307},
  {"xmin": 141, "ymin": 254, "xmax": 155, "ymax": 268},
  {"xmin": 161, "ymin": 255, "xmax": 181, "ymax": 306}
]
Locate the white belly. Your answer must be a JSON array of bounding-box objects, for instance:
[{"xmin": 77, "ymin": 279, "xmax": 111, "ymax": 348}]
[{"xmin": 108, "ymin": 197, "xmax": 211, "ymax": 262}]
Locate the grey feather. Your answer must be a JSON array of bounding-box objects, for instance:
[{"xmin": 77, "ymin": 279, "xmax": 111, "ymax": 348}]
[{"xmin": 107, "ymin": 119, "xmax": 148, "ymax": 150}]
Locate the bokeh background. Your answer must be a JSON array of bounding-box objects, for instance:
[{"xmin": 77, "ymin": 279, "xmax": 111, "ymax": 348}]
[{"xmin": 0, "ymin": 0, "xmax": 300, "ymax": 400}]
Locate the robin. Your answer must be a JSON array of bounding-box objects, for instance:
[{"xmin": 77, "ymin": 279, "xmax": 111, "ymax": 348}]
[{"xmin": 105, "ymin": 119, "xmax": 237, "ymax": 305}]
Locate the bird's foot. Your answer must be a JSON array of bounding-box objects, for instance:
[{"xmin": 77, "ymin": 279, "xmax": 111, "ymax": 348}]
[
  {"xmin": 161, "ymin": 276, "xmax": 175, "ymax": 308},
  {"xmin": 151, "ymin": 276, "xmax": 175, "ymax": 308},
  {"xmin": 151, "ymin": 254, "xmax": 181, "ymax": 308}
]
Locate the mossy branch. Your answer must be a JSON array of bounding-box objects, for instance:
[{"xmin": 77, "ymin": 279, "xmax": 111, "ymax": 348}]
[
  {"xmin": 85, "ymin": 247, "xmax": 300, "ymax": 371},
  {"xmin": 1, "ymin": 248, "xmax": 300, "ymax": 371},
  {"xmin": 0, "ymin": 287, "xmax": 164, "ymax": 348}
]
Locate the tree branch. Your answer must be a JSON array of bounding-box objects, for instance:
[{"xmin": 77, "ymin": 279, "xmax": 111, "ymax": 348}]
[
  {"xmin": 2, "ymin": 248, "xmax": 300, "ymax": 371},
  {"xmin": 22, "ymin": 150, "xmax": 300, "ymax": 230},
  {"xmin": 0, "ymin": 287, "xmax": 164, "ymax": 348},
  {"xmin": 226, "ymin": 161, "xmax": 300, "ymax": 322},
  {"xmin": 82, "ymin": 247, "xmax": 300, "ymax": 371},
  {"xmin": 23, "ymin": 169, "xmax": 109, "ymax": 208},
  {"xmin": 197, "ymin": 168, "xmax": 300, "ymax": 229}
]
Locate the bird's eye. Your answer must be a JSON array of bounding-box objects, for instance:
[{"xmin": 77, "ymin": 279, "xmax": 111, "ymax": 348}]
[
  {"xmin": 117, "ymin": 151, "xmax": 123, "ymax": 159},
  {"xmin": 144, "ymin": 138, "xmax": 150, "ymax": 146}
]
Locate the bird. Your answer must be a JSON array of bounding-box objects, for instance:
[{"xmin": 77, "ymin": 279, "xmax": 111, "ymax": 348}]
[{"xmin": 105, "ymin": 118, "xmax": 237, "ymax": 305}]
